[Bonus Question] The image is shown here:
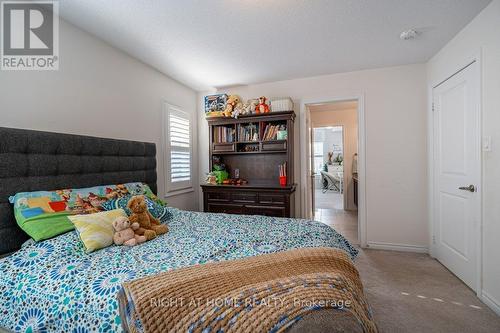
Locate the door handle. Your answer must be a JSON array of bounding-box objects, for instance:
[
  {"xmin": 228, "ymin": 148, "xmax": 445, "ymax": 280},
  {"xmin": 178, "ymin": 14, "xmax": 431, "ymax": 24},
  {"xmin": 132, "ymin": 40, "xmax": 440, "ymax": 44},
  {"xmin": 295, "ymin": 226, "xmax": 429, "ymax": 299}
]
[{"xmin": 458, "ymin": 184, "xmax": 475, "ymax": 192}]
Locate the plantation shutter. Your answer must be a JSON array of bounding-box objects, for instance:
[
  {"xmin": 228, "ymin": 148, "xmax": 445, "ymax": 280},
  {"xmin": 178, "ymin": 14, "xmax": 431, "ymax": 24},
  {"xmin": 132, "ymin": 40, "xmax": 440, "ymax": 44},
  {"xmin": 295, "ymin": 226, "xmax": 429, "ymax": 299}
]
[{"xmin": 166, "ymin": 105, "xmax": 192, "ymax": 192}]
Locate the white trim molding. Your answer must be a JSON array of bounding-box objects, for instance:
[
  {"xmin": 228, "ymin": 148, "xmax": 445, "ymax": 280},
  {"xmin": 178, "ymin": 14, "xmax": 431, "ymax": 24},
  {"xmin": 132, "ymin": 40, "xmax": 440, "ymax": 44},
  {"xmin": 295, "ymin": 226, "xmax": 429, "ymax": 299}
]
[
  {"xmin": 481, "ymin": 291, "xmax": 500, "ymax": 316},
  {"xmin": 300, "ymin": 94, "xmax": 367, "ymax": 247},
  {"xmin": 162, "ymin": 100, "xmax": 194, "ymax": 197},
  {"xmin": 366, "ymin": 242, "xmax": 429, "ymax": 253}
]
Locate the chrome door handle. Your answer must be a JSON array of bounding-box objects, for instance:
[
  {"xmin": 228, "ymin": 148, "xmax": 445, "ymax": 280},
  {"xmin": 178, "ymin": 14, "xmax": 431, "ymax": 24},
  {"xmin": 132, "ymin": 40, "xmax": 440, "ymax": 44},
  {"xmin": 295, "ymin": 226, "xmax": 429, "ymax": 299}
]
[{"xmin": 458, "ymin": 185, "xmax": 475, "ymax": 192}]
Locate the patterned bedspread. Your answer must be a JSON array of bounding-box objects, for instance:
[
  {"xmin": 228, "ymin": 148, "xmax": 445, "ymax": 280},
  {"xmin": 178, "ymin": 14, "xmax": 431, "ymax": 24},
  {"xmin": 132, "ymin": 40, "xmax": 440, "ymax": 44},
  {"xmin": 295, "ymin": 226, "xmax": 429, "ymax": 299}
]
[{"xmin": 0, "ymin": 209, "xmax": 357, "ymax": 333}]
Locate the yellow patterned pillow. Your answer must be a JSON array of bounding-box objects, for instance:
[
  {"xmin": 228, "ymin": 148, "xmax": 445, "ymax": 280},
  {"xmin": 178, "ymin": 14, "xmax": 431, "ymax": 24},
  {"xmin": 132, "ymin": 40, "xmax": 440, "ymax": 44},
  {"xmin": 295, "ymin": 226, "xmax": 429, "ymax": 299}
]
[{"xmin": 68, "ymin": 209, "xmax": 127, "ymax": 253}]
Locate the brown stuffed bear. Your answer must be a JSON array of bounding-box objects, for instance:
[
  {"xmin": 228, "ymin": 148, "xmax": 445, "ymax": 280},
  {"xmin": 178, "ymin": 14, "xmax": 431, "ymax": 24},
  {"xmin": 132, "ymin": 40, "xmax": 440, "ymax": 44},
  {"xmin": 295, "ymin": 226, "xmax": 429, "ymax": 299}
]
[{"xmin": 127, "ymin": 195, "xmax": 168, "ymax": 240}]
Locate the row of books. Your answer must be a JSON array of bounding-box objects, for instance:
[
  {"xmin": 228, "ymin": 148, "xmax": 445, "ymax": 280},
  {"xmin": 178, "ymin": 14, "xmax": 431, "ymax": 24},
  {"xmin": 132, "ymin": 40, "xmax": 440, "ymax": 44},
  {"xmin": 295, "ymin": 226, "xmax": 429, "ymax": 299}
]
[
  {"xmin": 262, "ymin": 124, "xmax": 286, "ymax": 141},
  {"xmin": 213, "ymin": 126, "xmax": 235, "ymax": 143},
  {"xmin": 237, "ymin": 123, "xmax": 259, "ymax": 142}
]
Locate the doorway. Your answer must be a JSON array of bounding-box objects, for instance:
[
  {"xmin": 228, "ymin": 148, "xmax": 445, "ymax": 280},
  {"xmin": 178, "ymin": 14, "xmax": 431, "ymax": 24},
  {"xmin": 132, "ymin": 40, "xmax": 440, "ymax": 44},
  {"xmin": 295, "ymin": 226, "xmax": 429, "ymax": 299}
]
[{"xmin": 308, "ymin": 100, "xmax": 359, "ymax": 245}]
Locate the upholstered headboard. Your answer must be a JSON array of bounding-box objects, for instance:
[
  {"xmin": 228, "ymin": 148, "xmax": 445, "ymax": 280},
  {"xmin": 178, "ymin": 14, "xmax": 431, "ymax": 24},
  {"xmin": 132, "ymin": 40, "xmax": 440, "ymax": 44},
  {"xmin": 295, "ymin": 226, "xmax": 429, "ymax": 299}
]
[{"xmin": 0, "ymin": 127, "xmax": 157, "ymax": 255}]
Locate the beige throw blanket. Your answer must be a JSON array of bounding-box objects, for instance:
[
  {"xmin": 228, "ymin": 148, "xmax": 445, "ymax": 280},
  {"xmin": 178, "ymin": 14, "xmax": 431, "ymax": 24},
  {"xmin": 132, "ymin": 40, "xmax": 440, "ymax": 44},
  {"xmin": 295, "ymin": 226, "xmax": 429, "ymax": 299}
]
[{"xmin": 118, "ymin": 247, "xmax": 377, "ymax": 333}]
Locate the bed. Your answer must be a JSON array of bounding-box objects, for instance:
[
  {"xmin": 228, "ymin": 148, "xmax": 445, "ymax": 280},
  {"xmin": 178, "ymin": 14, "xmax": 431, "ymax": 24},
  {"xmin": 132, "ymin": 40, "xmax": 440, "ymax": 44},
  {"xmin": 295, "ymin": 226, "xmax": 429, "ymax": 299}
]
[{"xmin": 0, "ymin": 127, "xmax": 371, "ymax": 333}]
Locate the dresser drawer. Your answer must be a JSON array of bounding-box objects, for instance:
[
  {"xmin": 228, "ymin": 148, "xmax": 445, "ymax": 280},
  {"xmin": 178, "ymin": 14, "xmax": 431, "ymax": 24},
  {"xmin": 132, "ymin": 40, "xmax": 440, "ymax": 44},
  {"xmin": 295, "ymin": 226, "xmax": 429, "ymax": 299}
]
[
  {"xmin": 259, "ymin": 193, "xmax": 286, "ymax": 205},
  {"xmin": 261, "ymin": 140, "xmax": 287, "ymax": 151},
  {"xmin": 213, "ymin": 143, "xmax": 235, "ymax": 152},
  {"xmin": 207, "ymin": 203, "xmax": 244, "ymax": 214},
  {"xmin": 232, "ymin": 192, "xmax": 258, "ymax": 203},
  {"xmin": 244, "ymin": 205, "xmax": 286, "ymax": 217},
  {"xmin": 206, "ymin": 192, "xmax": 231, "ymax": 202}
]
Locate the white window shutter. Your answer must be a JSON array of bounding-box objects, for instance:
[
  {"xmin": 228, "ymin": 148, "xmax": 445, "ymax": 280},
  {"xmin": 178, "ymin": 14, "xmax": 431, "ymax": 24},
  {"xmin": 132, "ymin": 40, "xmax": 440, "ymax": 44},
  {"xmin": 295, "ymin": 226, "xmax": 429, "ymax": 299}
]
[{"xmin": 165, "ymin": 104, "xmax": 192, "ymax": 192}]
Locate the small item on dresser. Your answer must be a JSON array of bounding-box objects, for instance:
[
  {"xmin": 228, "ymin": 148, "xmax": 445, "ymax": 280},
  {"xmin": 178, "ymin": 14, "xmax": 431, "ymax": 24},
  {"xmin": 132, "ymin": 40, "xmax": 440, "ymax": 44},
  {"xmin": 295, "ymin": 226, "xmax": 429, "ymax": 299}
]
[
  {"xmin": 212, "ymin": 156, "xmax": 229, "ymax": 184},
  {"xmin": 205, "ymin": 172, "xmax": 217, "ymax": 185},
  {"xmin": 269, "ymin": 97, "xmax": 293, "ymax": 112},
  {"xmin": 127, "ymin": 195, "xmax": 168, "ymax": 241},
  {"xmin": 112, "ymin": 216, "xmax": 147, "ymax": 246},
  {"xmin": 222, "ymin": 178, "xmax": 248, "ymax": 185},
  {"xmin": 255, "ymin": 96, "xmax": 270, "ymax": 114},
  {"xmin": 279, "ymin": 162, "xmax": 287, "ymax": 186}
]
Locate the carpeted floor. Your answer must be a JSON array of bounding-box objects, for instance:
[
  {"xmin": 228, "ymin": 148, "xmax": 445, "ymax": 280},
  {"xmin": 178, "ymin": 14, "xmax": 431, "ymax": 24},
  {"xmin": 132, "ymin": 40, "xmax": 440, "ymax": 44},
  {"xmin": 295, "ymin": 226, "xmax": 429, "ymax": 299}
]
[
  {"xmin": 315, "ymin": 209, "xmax": 500, "ymax": 332},
  {"xmin": 355, "ymin": 249, "xmax": 500, "ymax": 332}
]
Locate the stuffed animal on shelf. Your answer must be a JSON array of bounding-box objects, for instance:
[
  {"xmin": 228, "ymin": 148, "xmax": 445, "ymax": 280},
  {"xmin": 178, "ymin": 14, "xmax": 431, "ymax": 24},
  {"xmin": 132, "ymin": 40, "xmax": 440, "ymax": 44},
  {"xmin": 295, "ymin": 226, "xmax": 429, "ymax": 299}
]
[
  {"xmin": 232, "ymin": 102, "xmax": 245, "ymax": 118},
  {"xmin": 255, "ymin": 96, "xmax": 270, "ymax": 114},
  {"xmin": 242, "ymin": 99, "xmax": 258, "ymax": 115},
  {"xmin": 127, "ymin": 195, "xmax": 168, "ymax": 240},
  {"xmin": 223, "ymin": 94, "xmax": 241, "ymax": 117},
  {"xmin": 112, "ymin": 216, "xmax": 147, "ymax": 246}
]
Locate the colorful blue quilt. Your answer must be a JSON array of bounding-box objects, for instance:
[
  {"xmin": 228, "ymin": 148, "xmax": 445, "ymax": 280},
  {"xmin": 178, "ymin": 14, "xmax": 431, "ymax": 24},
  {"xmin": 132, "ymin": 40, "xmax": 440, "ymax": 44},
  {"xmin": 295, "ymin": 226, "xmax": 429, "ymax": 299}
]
[{"xmin": 0, "ymin": 209, "xmax": 357, "ymax": 333}]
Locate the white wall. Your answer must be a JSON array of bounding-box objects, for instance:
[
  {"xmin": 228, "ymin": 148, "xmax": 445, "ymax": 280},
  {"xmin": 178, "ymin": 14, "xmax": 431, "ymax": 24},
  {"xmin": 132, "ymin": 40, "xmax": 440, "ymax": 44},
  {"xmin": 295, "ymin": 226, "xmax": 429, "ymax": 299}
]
[
  {"xmin": 427, "ymin": 0, "xmax": 500, "ymax": 314},
  {"xmin": 0, "ymin": 19, "xmax": 199, "ymax": 211},
  {"xmin": 310, "ymin": 107, "xmax": 358, "ymax": 210},
  {"xmin": 198, "ymin": 64, "xmax": 428, "ymax": 250}
]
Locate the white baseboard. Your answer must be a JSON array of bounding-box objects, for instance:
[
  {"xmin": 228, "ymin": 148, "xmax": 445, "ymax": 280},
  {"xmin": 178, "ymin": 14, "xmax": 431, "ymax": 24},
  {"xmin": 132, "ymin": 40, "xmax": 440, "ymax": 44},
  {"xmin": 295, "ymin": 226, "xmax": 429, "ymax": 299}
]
[
  {"xmin": 481, "ymin": 291, "xmax": 500, "ymax": 316},
  {"xmin": 366, "ymin": 241, "xmax": 428, "ymax": 253}
]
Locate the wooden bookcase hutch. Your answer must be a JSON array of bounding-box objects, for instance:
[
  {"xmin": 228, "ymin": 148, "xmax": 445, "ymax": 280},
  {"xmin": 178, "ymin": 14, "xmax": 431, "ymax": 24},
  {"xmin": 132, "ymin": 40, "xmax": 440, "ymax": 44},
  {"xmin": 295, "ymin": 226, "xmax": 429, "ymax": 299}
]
[{"xmin": 201, "ymin": 111, "xmax": 297, "ymax": 217}]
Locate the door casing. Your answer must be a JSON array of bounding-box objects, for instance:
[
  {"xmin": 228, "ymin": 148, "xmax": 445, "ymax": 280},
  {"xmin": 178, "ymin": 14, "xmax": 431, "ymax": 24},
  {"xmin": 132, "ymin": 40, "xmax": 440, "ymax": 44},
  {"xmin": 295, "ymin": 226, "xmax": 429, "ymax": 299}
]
[{"xmin": 300, "ymin": 95, "xmax": 366, "ymax": 247}]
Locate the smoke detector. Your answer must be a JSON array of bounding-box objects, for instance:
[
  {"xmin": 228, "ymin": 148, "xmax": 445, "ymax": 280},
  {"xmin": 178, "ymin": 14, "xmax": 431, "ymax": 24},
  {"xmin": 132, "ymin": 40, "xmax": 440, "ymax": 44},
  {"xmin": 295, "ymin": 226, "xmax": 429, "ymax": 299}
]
[{"xmin": 400, "ymin": 29, "xmax": 418, "ymax": 40}]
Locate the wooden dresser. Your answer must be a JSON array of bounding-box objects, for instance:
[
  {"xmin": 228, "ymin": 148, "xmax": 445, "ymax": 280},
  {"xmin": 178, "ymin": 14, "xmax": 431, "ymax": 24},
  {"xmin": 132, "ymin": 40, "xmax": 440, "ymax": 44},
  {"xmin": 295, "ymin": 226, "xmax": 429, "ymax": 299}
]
[
  {"xmin": 201, "ymin": 111, "xmax": 297, "ymax": 217},
  {"xmin": 201, "ymin": 182, "xmax": 296, "ymax": 217}
]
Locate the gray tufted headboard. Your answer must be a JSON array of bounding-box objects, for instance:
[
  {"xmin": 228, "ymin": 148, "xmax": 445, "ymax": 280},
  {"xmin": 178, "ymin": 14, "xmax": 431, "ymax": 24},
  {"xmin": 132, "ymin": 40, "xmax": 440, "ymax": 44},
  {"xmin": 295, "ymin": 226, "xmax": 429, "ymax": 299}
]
[{"xmin": 0, "ymin": 127, "xmax": 157, "ymax": 255}]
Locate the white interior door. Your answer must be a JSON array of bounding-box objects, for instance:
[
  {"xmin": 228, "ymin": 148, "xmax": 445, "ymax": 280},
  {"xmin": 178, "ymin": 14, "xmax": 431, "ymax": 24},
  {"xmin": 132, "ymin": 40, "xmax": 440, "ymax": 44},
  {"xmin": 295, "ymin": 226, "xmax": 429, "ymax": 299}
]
[{"xmin": 433, "ymin": 61, "xmax": 480, "ymax": 291}]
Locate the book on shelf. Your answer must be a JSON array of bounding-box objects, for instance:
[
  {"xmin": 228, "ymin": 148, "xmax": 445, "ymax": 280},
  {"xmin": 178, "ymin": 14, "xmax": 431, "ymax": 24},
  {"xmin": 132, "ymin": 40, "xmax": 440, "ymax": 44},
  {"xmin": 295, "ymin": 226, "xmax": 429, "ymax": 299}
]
[
  {"xmin": 262, "ymin": 124, "xmax": 287, "ymax": 141},
  {"xmin": 213, "ymin": 126, "xmax": 235, "ymax": 143},
  {"xmin": 237, "ymin": 123, "xmax": 259, "ymax": 142}
]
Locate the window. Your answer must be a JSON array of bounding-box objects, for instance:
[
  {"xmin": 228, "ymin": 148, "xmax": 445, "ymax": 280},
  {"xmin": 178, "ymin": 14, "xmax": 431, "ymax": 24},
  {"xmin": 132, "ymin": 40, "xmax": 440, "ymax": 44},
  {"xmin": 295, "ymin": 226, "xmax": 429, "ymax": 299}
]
[
  {"xmin": 164, "ymin": 103, "xmax": 192, "ymax": 193},
  {"xmin": 313, "ymin": 141, "xmax": 324, "ymax": 172}
]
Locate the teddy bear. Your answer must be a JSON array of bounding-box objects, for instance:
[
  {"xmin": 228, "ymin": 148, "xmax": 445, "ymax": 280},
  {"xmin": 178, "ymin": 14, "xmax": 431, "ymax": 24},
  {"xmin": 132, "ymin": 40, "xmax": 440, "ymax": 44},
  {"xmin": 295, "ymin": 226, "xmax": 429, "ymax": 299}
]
[
  {"xmin": 127, "ymin": 195, "xmax": 168, "ymax": 240},
  {"xmin": 223, "ymin": 95, "xmax": 241, "ymax": 117},
  {"xmin": 112, "ymin": 216, "xmax": 147, "ymax": 246}
]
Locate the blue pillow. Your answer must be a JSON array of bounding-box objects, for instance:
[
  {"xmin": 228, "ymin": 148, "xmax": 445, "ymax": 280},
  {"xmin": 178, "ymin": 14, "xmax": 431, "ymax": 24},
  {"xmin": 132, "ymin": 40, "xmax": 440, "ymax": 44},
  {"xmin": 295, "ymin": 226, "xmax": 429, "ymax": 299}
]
[{"xmin": 101, "ymin": 195, "xmax": 172, "ymax": 222}]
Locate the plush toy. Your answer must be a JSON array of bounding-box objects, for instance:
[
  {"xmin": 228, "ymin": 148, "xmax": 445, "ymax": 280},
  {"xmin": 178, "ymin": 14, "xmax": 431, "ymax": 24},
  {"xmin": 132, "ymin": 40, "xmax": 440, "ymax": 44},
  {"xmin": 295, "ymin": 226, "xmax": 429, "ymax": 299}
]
[
  {"xmin": 127, "ymin": 195, "xmax": 168, "ymax": 240},
  {"xmin": 232, "ymin": 102, "xmax": 245, "ymax": 119},
  {"xmin": 243, "ymin": 99, "xmax": 259, "ymax": 115},
  {"xmin": 255, "ymin": 96, "xmax": 270, "ymax": 114},
  {"xmin": 112, "ymin": 216, "xmax": 147, "ymax": 246},
  {"xmin": 223, "ymin": 95, "xmax": 241, "ymax": 117}
]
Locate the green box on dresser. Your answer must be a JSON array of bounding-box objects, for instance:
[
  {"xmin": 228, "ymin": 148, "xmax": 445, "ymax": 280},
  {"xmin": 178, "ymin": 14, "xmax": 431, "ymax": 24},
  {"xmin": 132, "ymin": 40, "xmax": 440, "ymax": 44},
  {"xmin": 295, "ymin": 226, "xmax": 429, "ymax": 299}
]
[{"xmin": 201, "ymin": 111, "xmax": 297, "ymax": 217}]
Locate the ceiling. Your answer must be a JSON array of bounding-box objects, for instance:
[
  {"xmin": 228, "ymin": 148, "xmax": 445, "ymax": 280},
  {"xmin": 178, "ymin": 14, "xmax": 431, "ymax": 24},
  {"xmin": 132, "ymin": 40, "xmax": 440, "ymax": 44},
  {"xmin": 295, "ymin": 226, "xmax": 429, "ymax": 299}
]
[{"xmin": 59, "ymin": 0, "xmax": 491, "ymax": 91}]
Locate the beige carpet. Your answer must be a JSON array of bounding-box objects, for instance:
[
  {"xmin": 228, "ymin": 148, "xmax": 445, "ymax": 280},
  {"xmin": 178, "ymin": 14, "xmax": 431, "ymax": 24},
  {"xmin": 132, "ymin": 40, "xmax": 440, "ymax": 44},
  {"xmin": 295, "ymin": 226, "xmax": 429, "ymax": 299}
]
[
  {"xmin": 315, "ymin": 211, "xmax": 500, "ymax": 332},
  {"xmin": 355, "ymin": 249, "xmax": 500, "ymax": 332}
]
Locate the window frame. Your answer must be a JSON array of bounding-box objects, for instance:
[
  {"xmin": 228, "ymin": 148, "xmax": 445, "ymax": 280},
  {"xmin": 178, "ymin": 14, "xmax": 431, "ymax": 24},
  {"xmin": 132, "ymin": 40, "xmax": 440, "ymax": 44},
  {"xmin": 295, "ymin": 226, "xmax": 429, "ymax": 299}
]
[{"xmin": 163, "ymin": 102, "xmax": 193, "ymax": 196}]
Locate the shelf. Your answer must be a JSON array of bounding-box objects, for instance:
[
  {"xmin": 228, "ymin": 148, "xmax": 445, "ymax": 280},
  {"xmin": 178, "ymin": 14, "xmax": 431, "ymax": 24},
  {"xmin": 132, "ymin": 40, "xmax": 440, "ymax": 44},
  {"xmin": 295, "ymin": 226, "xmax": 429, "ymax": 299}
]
[
  {"xmin": 206, "ymin": 110, "xmax": 294, "ymax": 121},
  {"xmin": 201, "ymin": 181, "xmax": 297, "ymax": 191},
  {"xmin": 214, "ymin": 150, "xmax": 286, "ymax": 155},
  {"xmin": 214, "ymin": 139, "xmax": 287, "ymax": 145}
]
